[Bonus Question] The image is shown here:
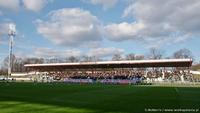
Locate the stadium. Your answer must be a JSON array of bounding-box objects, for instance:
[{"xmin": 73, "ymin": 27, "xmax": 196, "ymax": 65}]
[
  {"xmin": 1, "ymin": 58, "xmax": 200, "ymax": 113},
  {"xmin": 1, "ymin": 0, "xmax": 200, "ymax": 113},
  {"xmin": 24, "ymin": 58, "xmax": 193, "ymax": 84}
]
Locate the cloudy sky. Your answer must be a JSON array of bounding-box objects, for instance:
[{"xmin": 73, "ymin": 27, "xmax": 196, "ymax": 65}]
[{"xmin": 0, "ymin": 0, "xmax": 200, "ymax": 62}]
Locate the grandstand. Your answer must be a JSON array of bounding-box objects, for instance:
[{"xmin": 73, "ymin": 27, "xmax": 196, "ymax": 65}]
[{"xmin": 24, "ymin": 59, "xmax": 193, "ymax": 84}]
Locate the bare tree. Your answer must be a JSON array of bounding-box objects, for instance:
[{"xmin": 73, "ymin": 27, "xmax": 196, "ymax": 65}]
[
  {"xmin": 2, "ymin": 55, "xmax": 30, "ymax": 73},
  {"xmin": 147, "ymin": 48, "xmax": 164, "ymax": 59},
  {"xmin": 126, "ymin": 53, "xmax": 135, "ymax": 60},
  {"xmin": 81, "ymin": 56, "xmax": 93, "ymax": 62},
  {"xmin": 13, "ymin": 58, "xmax": 23, "ymax": 72},
  {"xmin": 67, "ymin": 56, "xmax": 79, "ymax": 63},
  {"xmin": 135, "ymin": 55, "xmax": 144, "ymax": 60},
  {"xmin": 3, "ymin": 55, "xmax": 17, "ymax": 72},
  {"xmin": 112, "ymin": 54, "xmax": 123, "ymax": 61},
  {"xmin": 173, "ymin": 48, "xmax": 193, "ymax": 59},
  {"xmin": 81, "ymin": 55, "xmax": 103, "ymax": 62},
  {"xmin": 24, "ymin": 58, "xmax": 44, "ymax": 64}
]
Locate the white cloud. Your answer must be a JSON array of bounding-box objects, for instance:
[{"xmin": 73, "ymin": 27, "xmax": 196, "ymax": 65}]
[
  {"xmin": 22, "ymin": 0, "xmax": 50, "ymax": 12},
  {"xmin": 106, "ymin": 0, "xmax": 200, "ymax": 45},
  {"xmin": 0, "ymin": 0, "xmax": 51, "ymax": 12},
  {"xmin": 104, "ymin": 22, "xmax": 145, "ymax": 41},
  {"xmin": 34, "ymin": 47, "xmax": 82, "ymax": 58},
  {"xmin": 36, "ymin": 8, "xmax": 102, "ymax": 47},
  {"xmin": 86, "ymin": 0, "xmax": 117, "ymax": 10},
  {"xmin": 0, "ymin": 0, "xmax": 20, "ymax": 11},
  {"xmin": 88, "ymin": 47, "xmax": 124, "ymax": 58},
  {"xmin": 82, "ymin": 41, "xmax": 101, "ymax": 48},
  {"xmin": 16, "ymin": 47, "xmax": 124, "ymax": 60}
]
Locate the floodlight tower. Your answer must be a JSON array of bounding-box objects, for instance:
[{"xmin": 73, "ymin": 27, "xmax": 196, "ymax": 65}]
[{"xmin": 8, "ymin": 23, "xmax": 16, "ymax": 77}]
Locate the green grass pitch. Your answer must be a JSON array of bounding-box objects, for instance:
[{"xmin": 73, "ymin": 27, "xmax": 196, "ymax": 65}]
[{"xmin": 0, "ymin": 82, "xmax": 200, "ymax": 113}]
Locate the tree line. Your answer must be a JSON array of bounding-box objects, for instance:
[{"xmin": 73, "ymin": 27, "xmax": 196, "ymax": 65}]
[{"xmin": 0, "ymin": 48, "xmax": 193, "ymax": 74}]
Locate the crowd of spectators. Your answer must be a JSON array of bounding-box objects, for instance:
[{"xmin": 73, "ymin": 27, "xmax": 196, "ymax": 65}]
[
  {"xmin": 41, "ymin": 69, "xmax": 193, "ymax": 84},
  {"xmin": 146, "ymin": 69, "xmax": 193, "ymax": 82},
  {"xmin": 48, "ymin": 70, "xmax": 143, "ymax": 80}
]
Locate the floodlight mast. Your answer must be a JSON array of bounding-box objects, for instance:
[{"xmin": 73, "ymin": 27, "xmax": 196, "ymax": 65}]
[{"xmin": 8, "ymin": 24, "xmax": 16, "ymax": 78}]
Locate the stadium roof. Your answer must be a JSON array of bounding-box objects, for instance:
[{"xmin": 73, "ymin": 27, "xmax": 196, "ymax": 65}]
[{"xmin": 24, "ymin": 59, "xmax": 192, "ymax": 71}]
